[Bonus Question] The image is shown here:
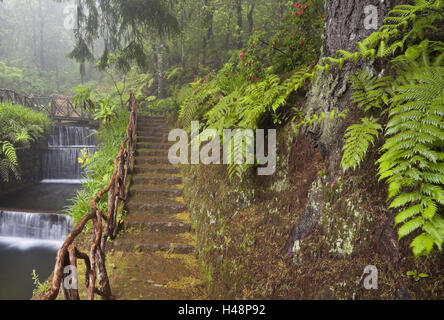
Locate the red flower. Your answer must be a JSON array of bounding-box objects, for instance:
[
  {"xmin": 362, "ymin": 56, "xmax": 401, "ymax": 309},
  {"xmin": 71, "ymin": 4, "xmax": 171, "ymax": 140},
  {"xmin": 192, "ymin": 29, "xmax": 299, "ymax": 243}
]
[
  {"xmin": 239, "ymin": 52, "xmax": 244, "ymax": 60},
  {"xmin": 300, "ymin": 39, "xmax": 305, "ymax": 46},
  {"xmin": 297, "ymin": 10, "xmax": 304, "ymax": 15},
  {"xmin": 295, "ymin": 2, "xmax": 301, "ymax": 8}
]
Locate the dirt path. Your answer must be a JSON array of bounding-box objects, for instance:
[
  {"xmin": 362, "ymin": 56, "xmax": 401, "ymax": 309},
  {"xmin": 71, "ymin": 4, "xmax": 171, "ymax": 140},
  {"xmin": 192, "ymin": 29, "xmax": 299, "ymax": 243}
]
[{"xmin": 104, "ymin": 116, "xmax": 205, "ymax": 300}]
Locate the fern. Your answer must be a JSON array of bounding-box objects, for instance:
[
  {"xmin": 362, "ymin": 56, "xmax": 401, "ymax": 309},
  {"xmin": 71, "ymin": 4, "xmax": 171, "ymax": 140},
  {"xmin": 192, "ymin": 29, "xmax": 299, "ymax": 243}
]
[
  {"xmin": 341, "ymin": 117, "xmax": 382, "ymax": 172},
  {"xmin": 349, "ymin": 71, "xmax": 392, "ymax": 112},
  {"xmin": 378, "ymin": 63, "xmax": 444, "ymax": 257},
  {"xmin": 0, "ymin": 141, "xmax": 20, "ymax": 182},
  {"xmin": 335, "ymin": 1, "xmax": 444, "ymax": 258}
]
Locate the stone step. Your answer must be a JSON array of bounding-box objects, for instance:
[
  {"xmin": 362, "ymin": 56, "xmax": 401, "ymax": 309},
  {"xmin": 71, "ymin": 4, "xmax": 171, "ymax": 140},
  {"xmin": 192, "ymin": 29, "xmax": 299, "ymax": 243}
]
[
  {"xmin": 137, "ymin": 139, "xmax": 172, "ymax": 148},
  {"xmin": 137, "ymin": 125, "xmax": 167, "ymax": 130},
  {"xmin": 130, "ymin": 186, "xmax": 183, "ymax": 198},
  {"xmin": 135, "ymin": 156, "xmax": 173, "ymax": 165},
  {"xmin": 110, "ymin": 241, "xmax": 194, "ymax": 254},
  {"xmin": 126, "ymin": 199, "xmax": 186, "ymax": 214},
  {"xmin": 124, "ymin": 221, "xmax": 191, "ymax": 234},
  {"xmin": 133, "ymin": 165, "xmax": 179, "ymax": 175},
  {"xmin": 137, "ymin": 123, "xmax": 167, "ymax": 129},
  {"xmin": 137, "ymin": 141, "xmax": 170, "ymax": 149},
  {"xmin": 136, "ymin": 135, "xmax": 169, "ymax": 143},
  {"xmin": 137, "ymin": 130, "xmax": 169, "ymax": 138},
  {"xmin": 136, "ymin": 149, "xmax": 169, "ymax": 157},
  {"xmin": 132, "ymin": 175, "xmax": 182, "ymax": 185},
  {"xmin": 138, "ymin": 116, "xmax": 166, "ymax": 121}
]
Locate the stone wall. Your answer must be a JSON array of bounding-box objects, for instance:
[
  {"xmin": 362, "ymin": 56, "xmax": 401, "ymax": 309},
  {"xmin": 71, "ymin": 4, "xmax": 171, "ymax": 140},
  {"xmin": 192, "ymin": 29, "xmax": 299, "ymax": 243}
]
[{"xmin": 0, "ymin": 137, "xmax": 48, "ymax": 197}]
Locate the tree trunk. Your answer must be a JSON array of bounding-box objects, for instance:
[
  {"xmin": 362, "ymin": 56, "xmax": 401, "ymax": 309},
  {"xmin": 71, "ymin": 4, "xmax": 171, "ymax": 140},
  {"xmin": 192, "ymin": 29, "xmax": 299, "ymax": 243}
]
[
  {"xmin": 38, "ymin": 0, "xmax": 45, "ymax": 70},
  {"xmin": 235, "ymin": 0, "xmax": 243, "ymax": 49},
  {"xmin": 156, "ymin": 38, "xmax": 166, "ymax": 99},
  {"xmin": 180, "ymin": 2, "xmax": 186, "ymax": 70},
  {"xmin": 202, "ymin": 0, "xmax": 214, "ymax": 66},
  {"xmin": 55, "ymin": 58, "xmax": 60, "ymax": 92},
  {"xmin": 287, "ymin": 0, "xmax": 405, "ymax": 257},
  {"xmin": 247, "ymin": 1, "xmax": 255, "ymax": 36},
  {"xmin": 304, "ymin": 0, "xmax": 404, "ymax": 174}
]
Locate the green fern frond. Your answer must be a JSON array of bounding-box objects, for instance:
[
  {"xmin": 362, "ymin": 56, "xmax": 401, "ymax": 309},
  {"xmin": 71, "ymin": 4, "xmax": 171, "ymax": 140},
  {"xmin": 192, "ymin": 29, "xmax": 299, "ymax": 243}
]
[{"xmin": 341, "ymin": 117, "xmax": 382, "ymax": 172}]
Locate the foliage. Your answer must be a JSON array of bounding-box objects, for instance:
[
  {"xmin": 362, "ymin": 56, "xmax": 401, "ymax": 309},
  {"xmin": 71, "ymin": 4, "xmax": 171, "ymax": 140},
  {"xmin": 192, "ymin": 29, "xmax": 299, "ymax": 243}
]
[
  {"xmin": 93, "ymin": 98, "xmax": 117, "ymax": 126},
  {"xmin": 339, "ymin": 0, "xmax": 444, "ymax": 258},
  {"xmin": 341, "ymin": 117, "xmax": 382, "ymax": 172},
  {"xmin": 0, "ymin": 1, "xmax": 87, "ymax": 94},
  {"xmin": 244, "ymin": 0, "xmax": 324, "ymax": 74},
  {"xmin": 68, "ymin": 0, "xmax": 179, "ymax": 75},
  {"xmin": 72, "ymin": 85, "xmax": 95, "ymax": 111},
  {"xmin": 406, "ymin": 270, "xmax": 430, "ymax": 281},
  {"xmin": 65, "ymin": 102, "xmax": 130, "ymax": 224},
  {"xmin": 0, "ymin": 102, "xmax": 50, "ymax": 182},
  {"xmin": 31, "ymin": 270, "xmax": 50, "ymax": 296},
  {"xmin": 380, "ymin": 61, "xmax": 444, "ymax": 258}
]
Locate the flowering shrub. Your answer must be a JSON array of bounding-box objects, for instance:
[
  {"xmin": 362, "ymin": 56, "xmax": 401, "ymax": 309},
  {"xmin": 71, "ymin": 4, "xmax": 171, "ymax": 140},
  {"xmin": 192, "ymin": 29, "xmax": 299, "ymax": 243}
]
[{"xmin": 241, "ymin": 0, "xmax": 324, "ymax": 74}]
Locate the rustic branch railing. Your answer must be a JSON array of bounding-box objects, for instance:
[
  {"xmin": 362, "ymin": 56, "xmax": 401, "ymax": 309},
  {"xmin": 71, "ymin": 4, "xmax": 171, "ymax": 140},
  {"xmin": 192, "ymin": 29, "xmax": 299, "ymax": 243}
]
[
  {"xmin": 42, "ymin": 92, "xmax": 138, "ymax": 300},
  {"xmin": 0, "ymin": 88, "xmax": 91, "ymax": 122}
]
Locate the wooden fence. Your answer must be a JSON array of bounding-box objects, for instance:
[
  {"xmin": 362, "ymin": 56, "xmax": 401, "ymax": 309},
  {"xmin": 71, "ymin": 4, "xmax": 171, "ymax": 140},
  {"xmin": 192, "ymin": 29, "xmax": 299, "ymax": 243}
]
[
  {"xmin": 42, "ymin": 92, "xmax": 138, "ymax": 300},
  {"xmin": 0, "ymin": 88, "xmax": 91, "ymax": 122}
]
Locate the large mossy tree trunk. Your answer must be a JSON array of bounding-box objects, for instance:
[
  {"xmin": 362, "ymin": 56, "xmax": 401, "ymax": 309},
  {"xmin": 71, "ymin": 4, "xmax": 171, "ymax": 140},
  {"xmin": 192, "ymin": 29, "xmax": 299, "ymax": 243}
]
[
  {"xmin": 304, "ymin": 0, "xmax": 404, "ymax": 175},
  {"xmin": 288, "ymin": 0, "xmax": 404, "ymax": 257}
]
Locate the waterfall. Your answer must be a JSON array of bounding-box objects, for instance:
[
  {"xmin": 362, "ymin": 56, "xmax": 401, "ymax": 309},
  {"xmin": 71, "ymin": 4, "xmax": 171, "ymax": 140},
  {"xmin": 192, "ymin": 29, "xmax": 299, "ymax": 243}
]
[
  {"xmin": 41, "ymin": 125, "xmax": 97, "ymax": 181},
  {"xmin": 0, "ymin": 210, "xmax": 74, "ymax": 242}
]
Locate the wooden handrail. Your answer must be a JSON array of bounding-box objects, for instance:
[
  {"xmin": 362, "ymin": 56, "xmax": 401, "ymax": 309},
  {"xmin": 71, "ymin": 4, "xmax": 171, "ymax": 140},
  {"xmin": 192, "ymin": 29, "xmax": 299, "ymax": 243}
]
[
  {"xmin": 42, "ymin": 92, "xmax": 138, "ymax": 300},
  {"xmin": 0, "ymin": 88, "xmax": 91, "ymax": 122}
]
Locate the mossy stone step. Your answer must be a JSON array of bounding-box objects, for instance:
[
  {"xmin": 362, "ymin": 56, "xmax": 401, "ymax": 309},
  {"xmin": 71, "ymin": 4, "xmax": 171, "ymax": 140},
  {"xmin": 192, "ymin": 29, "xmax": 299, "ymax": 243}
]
[
  {"xmin": 126, "ymin": 200, "xmax": 186, "ymax": 214},
  {"xmin": 132, "ymin": 175, "xmax": 182, "ymax": 185},
  {"xmin": 130, "ymin": 186, "xmax": 183, "ymax": 198},
  {"xmin": 137, "ymin": 138, "xmax": 172, "ymax": 147},
  {"xmin": 135, "ymin": 156, "xmax": 173, "ymax": 165},
  {"xmin": 133, "ymin": 165, "xmax": 179, "ymax": 175},
  {"xmin": 137, "ymin": 123, "xmax": 168, "ymax": 129},
  {"xmin": 136, "ymin": 141, "xmax": 171, "ymax": 148},
  {"xmin": 124, "ymin": 221, "xmax": 191, "ymax": 233},
  {"xmin": 137, "ymin": 130, "xmax": 169, "ymax": 137},
  {"xmin": 136, "ymin": 149, "xmax": 169, "ymax": 157},
  {"xmin": 136, "ymin": 135, "xmax": 169, "ymax": 143},
  {"xmin": 110, "ymin": 241, "xmax": 194, "ymax": 254},
  {"xmin": 138, "ymin": 116, "xmax": 166, "ymax": 121}
]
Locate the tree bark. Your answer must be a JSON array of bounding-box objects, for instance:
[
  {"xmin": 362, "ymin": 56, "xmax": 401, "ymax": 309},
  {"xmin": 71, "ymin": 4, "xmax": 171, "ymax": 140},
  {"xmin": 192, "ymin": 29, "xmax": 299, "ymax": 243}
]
[
  {"xmin": 38, "ymin": 0, "xmax": 45, "ymax": 70},
  {"xmin": 156, "ymin": 38, "xmax": 166, "ymax": 99},
  {"xmin": 247, "ymin": 1, "xmax": 256, "ymax": 36},
  {"xmin": 304, "ymin": 0, "xmax": 405, "ymax": 174},
  {"xmin": 180, "ymin": 1, "xmax": 186, "ymax": 69},
  {"xmin": 235, "ymin": 0, "xmax": 243, "ymax": 49},
  {"xmin": 287, "ymin": 0, "xmax": 407, "ymax": 259}
]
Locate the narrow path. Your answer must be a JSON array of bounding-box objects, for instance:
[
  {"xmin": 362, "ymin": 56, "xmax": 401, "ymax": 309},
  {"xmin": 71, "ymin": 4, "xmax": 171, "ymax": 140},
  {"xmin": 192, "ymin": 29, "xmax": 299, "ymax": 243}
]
[{"xmin": 105, "ymin": 116, "xmax": 204, "ymax": 300}]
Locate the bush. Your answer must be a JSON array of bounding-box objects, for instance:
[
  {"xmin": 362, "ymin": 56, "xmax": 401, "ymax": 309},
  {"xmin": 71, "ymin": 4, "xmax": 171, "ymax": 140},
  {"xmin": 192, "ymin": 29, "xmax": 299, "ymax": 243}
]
[{"xmin": 0, "ymin": 102, "xmax": 50, "ymax": 182}]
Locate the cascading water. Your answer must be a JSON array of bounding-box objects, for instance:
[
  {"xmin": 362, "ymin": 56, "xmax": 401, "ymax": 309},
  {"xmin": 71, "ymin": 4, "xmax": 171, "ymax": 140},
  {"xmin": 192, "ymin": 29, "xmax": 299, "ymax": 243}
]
[
  {"xmin": 0, "ymin": 210, "xmax": 73, "ymax": 242},
  {"xmin": 41, "ymin": 125, "xmax": 97, "ymax": 181},
  {"xmin": 0, "ymin": 124, "xmax": 96, "ymax": 299},
  {"xmin": 0, "ymin": 210, "xmax": 74, "ymax": 300}
]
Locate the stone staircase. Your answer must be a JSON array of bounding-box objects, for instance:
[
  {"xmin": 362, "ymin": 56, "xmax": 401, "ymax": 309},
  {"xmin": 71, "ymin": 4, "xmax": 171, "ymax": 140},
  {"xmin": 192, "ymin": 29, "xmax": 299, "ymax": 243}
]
[
  {"xmin": 111, "ymin": 116, "xmax": 194, "ymax": 254},
  {"xmin": 103, "ymin": 116, "xmax": 203, "ymax": 300}
]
